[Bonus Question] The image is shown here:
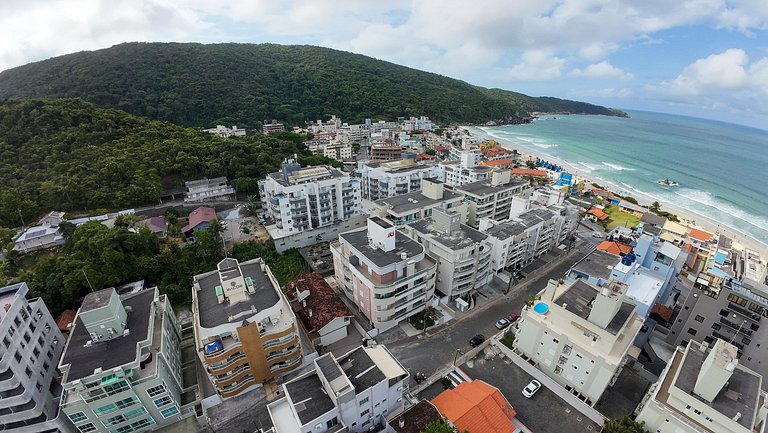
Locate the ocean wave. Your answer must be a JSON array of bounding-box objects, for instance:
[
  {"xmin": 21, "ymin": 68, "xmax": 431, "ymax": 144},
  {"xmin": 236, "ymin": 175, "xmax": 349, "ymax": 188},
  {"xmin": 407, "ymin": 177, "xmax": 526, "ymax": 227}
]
[
  {"xmin": 577, "ymin": 161, "xmax": 598, "ymax": 171},
  {"xmin": 674, "ymin": 189, "xmax": 768, "ymax": 234},
  {"xmin": 600, "ymin": 162, "xmax": 635, "ymax": 171},
  {"xmin": 533, "ymin": 142, "xmax": 559, "ymax": 149}
]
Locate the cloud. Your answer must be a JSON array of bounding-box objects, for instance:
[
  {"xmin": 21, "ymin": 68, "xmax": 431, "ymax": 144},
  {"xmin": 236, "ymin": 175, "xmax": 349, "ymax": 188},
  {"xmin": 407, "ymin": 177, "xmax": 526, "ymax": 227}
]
[
  {"xmin": 569, "ymin": 61, "xmax": 633, "ymax": 80},
  {"xmin": 570, "ymin": 87, "xmax": 635, "ymax": 98},
  {"xmin": 664, "ymin": 49, "xmax": 751, "ymax": 95},
  {"xmin": 506, "ymin": 50, "xmax": 567, "ymax": 81}
]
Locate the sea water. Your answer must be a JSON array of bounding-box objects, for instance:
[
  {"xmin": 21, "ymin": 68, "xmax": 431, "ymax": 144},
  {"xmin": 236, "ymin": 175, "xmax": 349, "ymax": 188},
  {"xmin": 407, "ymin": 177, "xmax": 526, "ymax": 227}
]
[{"xmin": 470, "ymin": 110, "xmax": 768, "ymax": 248}]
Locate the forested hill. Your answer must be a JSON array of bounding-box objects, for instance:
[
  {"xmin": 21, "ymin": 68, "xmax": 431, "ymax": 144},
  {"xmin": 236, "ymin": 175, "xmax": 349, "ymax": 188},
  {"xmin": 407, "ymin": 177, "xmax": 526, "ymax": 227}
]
[
  {"xmin": 0, "ymin": 98, "xmax": 337, "ymax": 228},
  {"xmin": 0, "ymin": 43, "xmax": 626, "ymax": 128}
]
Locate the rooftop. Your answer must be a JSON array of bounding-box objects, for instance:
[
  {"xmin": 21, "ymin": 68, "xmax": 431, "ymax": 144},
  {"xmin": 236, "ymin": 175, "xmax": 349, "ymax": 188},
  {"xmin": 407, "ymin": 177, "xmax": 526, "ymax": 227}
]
[
  {"xmin": 390, "ymin": 401, "xmax": 442, "ymax": 433},
  {"xmin": 485, "ymin": 221, "xmax": 528, "ymax": 240},
  {"xmin": 457, "ymin": 178, "xmax": 527, "ymax": 197},
  {"xmin": 61, "ymin": 289, "xmax": 154, "ymax": 382},
  {"xmin": 284, "ymin": 371, "xmax": 336, "ymax": 425},
  {"xmin": 267, "ymin": 164, "xmax": 345, "ymax": 186},
  {"xmin": 340, "ymin": 229, "xmax": 424, "ymax": 268},
  {"xmin": 640, "ymin": 212, "xmax": 667, "ymax": 226},
  {"xmin": 689, "ymin": 227, "xmax": 714, "ymax": 242},
  {"xmin": 571, "ymin": 249, "xmax": 620, "ymax": 280},
  {"xmin": 195, "ymin": 259, "xmax": 281, "ymax": 328},
  {"xmin": 289, "ymin": 273, "xmax": 353, "ymax": 332},
  {"xmin": 596, "ymin": 241, "xmax": 633, "ymax": 256},
  {"xmin": 511, "ymin": 168, "xmax": 547, "ymax": 177},
  {"xmin": 15, "ymin": 224, "xmax": 60, "ymax": 242},
  {"xmin": 56, "ymin": 309, "xmax": 77, "ymax": 332},
  {"xmin": 555, "ymin": 279, "xmax": 636, "ymax": 335},
  {"xmin": 431, "ymin": 380, "xmax": 517, "ymax": 433},
  {"xmin": 375, "ymin": 189, "xmax": 462, "ymax": 215},
  {"xmin": 182, "ymin": 206, "xmax": 217, "ymax": 232},
  {"xmin": 408, "ymin": 218, "xmax": 488, "ymax": 250},
  {"xmin": 337, "ymin": 346, "xmax": 386, "ymax": 393}
]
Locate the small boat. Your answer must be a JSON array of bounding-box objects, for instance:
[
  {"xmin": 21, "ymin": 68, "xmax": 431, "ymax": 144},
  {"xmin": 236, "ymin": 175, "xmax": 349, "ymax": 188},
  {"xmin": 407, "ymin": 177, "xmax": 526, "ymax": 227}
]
[{"xmin": 657, "ymin": 178, "xmax": 679, "ymax": 187}]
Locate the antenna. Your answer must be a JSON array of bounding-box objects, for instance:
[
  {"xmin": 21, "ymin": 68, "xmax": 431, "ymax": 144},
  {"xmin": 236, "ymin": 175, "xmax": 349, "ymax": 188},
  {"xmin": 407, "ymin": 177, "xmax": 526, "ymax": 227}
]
[{"xmin": 82, "ymin": 269, "xmax": 95, "ymax": 293}]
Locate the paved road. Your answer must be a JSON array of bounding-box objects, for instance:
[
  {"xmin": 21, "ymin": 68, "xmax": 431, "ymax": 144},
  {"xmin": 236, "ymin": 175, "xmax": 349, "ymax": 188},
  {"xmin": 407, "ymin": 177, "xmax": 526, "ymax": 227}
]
[{"xmin": 385, "ymin": 235, "xmax": 600, "ymax": 381}]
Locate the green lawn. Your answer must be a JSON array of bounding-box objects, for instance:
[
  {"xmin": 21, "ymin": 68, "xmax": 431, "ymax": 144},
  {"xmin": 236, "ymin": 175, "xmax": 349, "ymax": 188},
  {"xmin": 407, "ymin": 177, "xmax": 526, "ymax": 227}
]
[
  {"xmin": 603, "ymin": 205, "xmax": 641, "ymax": 231},
  {"xmin": 500, "ymin": 334, "xmax": 515, "ymax": 349}
]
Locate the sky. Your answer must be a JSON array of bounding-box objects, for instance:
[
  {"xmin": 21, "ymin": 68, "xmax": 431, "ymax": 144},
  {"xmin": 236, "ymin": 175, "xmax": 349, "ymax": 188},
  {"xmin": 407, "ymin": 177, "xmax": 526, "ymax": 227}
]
[{"xmin": 1, "ymin": 0, "xmax": 768, "ymax": 129}]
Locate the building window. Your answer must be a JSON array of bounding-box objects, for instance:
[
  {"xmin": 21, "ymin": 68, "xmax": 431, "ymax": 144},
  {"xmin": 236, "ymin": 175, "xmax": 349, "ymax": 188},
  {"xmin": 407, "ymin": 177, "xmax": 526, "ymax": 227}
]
[
  {"xmin": 160, "ymin": 406, "xmax": 179, "ymax": 418},
  {"xmin": 103, "ymin": 414, "xmax": 127, "ymax": 427},
  {"xmin": 359, "ymin": 397, "xmax": 369, "ymax": 405},
  {"xmin": 728, "ymin": 293, "xmax": 748, "ymax": 307},
  {"xmin": 154, "ymin": 396, "xmax": 173, "ymax": 408},
  {"xmin": 77, "ymin": 423, "xmax": 97, "ymax": 433},
  {"xmin": 69, "ymin": 412, "xmax": 88, "ymax": 423},
  {"xmin": 146, "ymin": 384, "xmax": 166, "ymax": 397},
  {"xmin": 711, "ymin": 323, "xmax": 722, "ymax": 331},
  {"xmin": 123, "ymin": 408, "xmax": 148, "ymax": 421},
  {"xmin": 743, "ymin": 337, "xmax": 752, "ymax": 345},
  {"xmin": 695, "ymin": 315, "xmax": 705, "ymax": 323},
  {"xmin": 327, "ymin": 417, "xmax": 339, "ymax": 429},
  {"xmin": 14, "ymin": 352, "xmax": 21, "ymax": 362},
  {"xmin": 361, "ymin": 408, "xmax": 370, "ymax": 417},
  {"xmin": 687, "ymin": 328, "xmax": 698, "ymax": 336}
]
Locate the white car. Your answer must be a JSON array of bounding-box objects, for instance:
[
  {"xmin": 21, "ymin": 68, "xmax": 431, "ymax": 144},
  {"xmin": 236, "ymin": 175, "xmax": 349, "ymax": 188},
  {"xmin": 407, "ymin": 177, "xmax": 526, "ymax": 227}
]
[
  {"xmin": 591, "ymin": 231, "xmax": 603, "ymax": 238},
  {"xmin": 522, "ymin": 379, "xmax": 542, "ymax": 398},
  {"xmin": 495, "ymin": 318, "xmax": 511, "ymax": 329}
]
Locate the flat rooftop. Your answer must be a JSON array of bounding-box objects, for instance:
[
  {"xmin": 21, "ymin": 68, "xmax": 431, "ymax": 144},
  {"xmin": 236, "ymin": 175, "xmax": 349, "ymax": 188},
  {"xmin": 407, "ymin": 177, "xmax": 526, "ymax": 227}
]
[
  {"xmin": 555, "ymin": 280, "xmax": 635, "ymax": 335},
  {"xmin": 62, "ymin": 289, "xmax": 154, "ymax": 382},
  {"xmin": 571, "ymin": 249, "xmax": 620, "ymax": 281},
  {"xmin": 408, "ymin": 219, "xmax": 487, "ymax": 250},
  {"xmin": 195, "ymin": 259, "xmax": 280, "ymax": 328},
  {"xmin": 486, "ymin": 221, "xmax": 528, "ymax": 240},
  {"xmin": 267, "ymin": 165, "xmax": 345, "ymax": 186},
  {"xmin": 375, "ymin": 189, "xmax": 462, "ymax": 214},
  {"xmin": 673, "ymin": 343, "xmax": 761, "ymax": 431},
  {"xmin": 284, "ymin": 371, "xmax": 336, "ymax": 425},
  {"xmin": 340, "ymin": 229, "xmax": 424, "ymax": 268},
  {"xmin": 337, "ymin": 347, "xmax": 385, "ymax": 393},
  {"xmin": 457, "ymin": 178, "xmax": 527, "ymax": 197}
]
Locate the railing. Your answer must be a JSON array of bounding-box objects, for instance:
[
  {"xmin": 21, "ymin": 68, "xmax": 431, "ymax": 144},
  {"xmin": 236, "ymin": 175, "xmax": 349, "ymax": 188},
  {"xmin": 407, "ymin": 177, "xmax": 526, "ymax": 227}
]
[{"xmin": 209, "ymin": 353, "xmax": 246, "ymax": 371}]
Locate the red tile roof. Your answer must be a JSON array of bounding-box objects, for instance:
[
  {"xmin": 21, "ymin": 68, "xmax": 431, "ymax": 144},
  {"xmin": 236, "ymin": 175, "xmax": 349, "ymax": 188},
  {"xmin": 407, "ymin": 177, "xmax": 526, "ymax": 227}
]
[
  {"xmin": 417, "ymin": 153, "xmax": 436, "ymax": 160},
  {"xmin": 56, "ymin": 309, "xmax": 77, "ymax": 332},
  {"xmin": 597, "ymin": 241, "xmax": 633, "ymax": 256},
  {"xmin": 481, "ymin": 147, "xmax": 513, "ymax": 158},
  {"xmin": 689, "ymin": 227, "xmax": 713, "ymax": 242},
  {"xmin": 289, "ymin": 273, "xmax": 353, "ymax": 332},
  {"xmin": 511, "ymin": 168, "xmax": 547, "ymax": 177},
  {"xmin": 587, "ymin": 207, "xmax": 609, "ymax": 221},
  {"xmin": 432, "ymin": 380, "xmax": 517, "ymax": 433},
  {"xmin": 143, "ymin": 216, "xmax": 167, "ymax": 233},
  {"xmin": 181, "ymin": 206, "xmax": 217, "ymax": 232},
  {"xmin": 483, "ymin": 158, "xmax": 513, "ymax": 167}
]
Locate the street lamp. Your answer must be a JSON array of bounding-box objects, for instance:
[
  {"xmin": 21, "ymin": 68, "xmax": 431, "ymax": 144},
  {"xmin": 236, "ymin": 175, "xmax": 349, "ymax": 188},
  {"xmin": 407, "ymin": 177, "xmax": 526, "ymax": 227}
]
[{"xmin": 453, "ymin": 349, "xmax": 463, "ymax": 367}]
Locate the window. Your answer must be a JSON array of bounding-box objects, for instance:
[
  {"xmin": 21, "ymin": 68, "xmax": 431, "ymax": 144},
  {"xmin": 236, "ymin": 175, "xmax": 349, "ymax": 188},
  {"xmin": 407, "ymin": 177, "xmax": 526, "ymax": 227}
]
[
  {"xmin": 711, "ymin": 323, "xmax": 722, "ymax": 331},
  {"xmin": 25, "ymin": 367, "xmax": 32, "ymax": 377},
  {"xmin": 360, "ymin": 408, "xmax": 370, "ymax": 417},
  {"xmin": 69, "ymin": 412, "xmax": 88, "ymax": 423},
  {"xmin": 359, "ymin": 397, "xmax": 369, "ymax": 405},
  {"xmin": 14, "ymin": 352, "xmax": 21, "ymax": 362},
  {"xmin": 103, "ymin": 414, "xmax": 127, "ymax": 427},
  {"xmin": 146, "ymin": 384, "xmax": 166, "ymax": 397},
  {"xmin": 160, "ymin": 406, "xmax": 179, "ymax": 418},
  {"xmin": 2, "ymin": 336, "xmax": 9, "ymax": 347},
  {"xmin": 327, "ymin": 417, "xmax": 339, "ymax": 429},
  {"xmin": 719, "ymin": 309, "xmax": 729, "ymax": 317},
  {"xmin": 743, "ymin": 337, "xmax": 752, "ymax": 345},
  {"xmin": 687, "ymin": 328, "xmax": 698, "ymax": 336},
  {"xmin": 695, "ymin": 315, "xmax": 705, "ymax": 323},
  {"xmin": 154, "ymin": 396, "xmax": 173, "ymax": 408},
  {"xmin": 94, "ymin": 397, "xmax": 138, "ymax": 416},
  {"xmin": 123, "ymin": 408, "xmax": 147, "ymax": 421},
  {"xmin": 728, "ymin": 293, "xmax": 748, "ymax": 306},
  {"xmin": 78, "ymin": 423, "xmax": 97, "ymax": 433},
  {"xmin": 750, "ymin": 323, "xmax": 760, "ymax": 332},
  {"xmin": 104, "ymin": 380, "xmax": 130, "ymax": 395}
]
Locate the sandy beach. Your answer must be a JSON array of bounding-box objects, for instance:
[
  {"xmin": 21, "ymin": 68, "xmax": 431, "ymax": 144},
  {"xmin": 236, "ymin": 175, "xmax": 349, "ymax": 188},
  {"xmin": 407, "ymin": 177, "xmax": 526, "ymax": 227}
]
[{"xmin": 507, "ymin": 147, "xmax": 768, "ymax": 257}]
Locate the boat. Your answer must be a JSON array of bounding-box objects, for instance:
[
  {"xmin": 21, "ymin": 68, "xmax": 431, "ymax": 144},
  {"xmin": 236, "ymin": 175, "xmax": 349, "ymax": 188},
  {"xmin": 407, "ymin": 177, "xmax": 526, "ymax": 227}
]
[{"xmin": 657, "ymin": 178, "xmax": 679, "ymax": 187}]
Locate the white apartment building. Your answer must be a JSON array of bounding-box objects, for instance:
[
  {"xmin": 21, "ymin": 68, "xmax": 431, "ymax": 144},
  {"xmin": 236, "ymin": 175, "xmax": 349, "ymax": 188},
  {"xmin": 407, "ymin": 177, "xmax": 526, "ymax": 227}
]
[
  {"xmin": 635, "ymin": 339, "xmax": 768, "ymax": 433},
  {"xmin": 456, "ymin": 171, "xmax": 529, "ymax": 228},
  {"xmin": 372, "ymin": 179, "xmax": 466, "ymax": 226},
  {"xmin": 323, "ymin": 142, "xmax": 353, "ymax": 161},
  {"xmin": 331, "ymin": 217, "xmax": 438, "ymax": 333},
  {"xmin": 337, "ymin": 123, "xmax": 371, "ymax": 145},
  {"xmin": 260, "ymin": 158, "xmax": 363, "ymax": 252},
  {"xmin": 267, "ymin": 344, "xmax": 409, "ymax": 433},
  {"xmin": 401, "ymin": 116, "xmax": 434, "ymax": 132},
  {"xmin": 359, "ymin": 158, "xmax": 440, "ymax": 200},
  {"xmin": 58, "ymin": 287, "xmax": 186, "ymax": 433},
  {"xmin": 202, "ymin": 125, "xmax": 246, "ymax": 138},
  {"xmin": 308, "ymin": 116, "xmax": 342, "ymax": 135},
  {"xmin": 184, "ymin": 177, "xmax": 235, "ymax": 202},
  {"xmin": 401, "ymin": 209, "xmax": 492, "ymax": 303},
  {"xmin": 512, "ymin": 279, "xmax": 643, "ymax": 405},
  {"xmin": 0, "ymin": 283, "xmax": 74, "ymax": 433}
]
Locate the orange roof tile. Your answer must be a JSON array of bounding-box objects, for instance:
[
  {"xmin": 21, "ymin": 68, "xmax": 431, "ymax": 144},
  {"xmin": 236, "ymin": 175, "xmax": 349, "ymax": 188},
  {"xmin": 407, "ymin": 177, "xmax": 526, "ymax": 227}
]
[
  {"xmin": 689, "ymin": 227, "xmax": 713, "ymax": 242},
  {"xmin": 596, "ymin": 241, "xmax": 633, "ymax": 256},
  {"xmin": 587, "ymin": 207, "xmax": 609, "ymax": 221},
  {"xmin": 511, "ymin": 168, "xmax": 547, "ymax": 177},
  {"xmin": 483, "ymin": 158, "xmax": 513, "ymax": 167},
  {"xmin": 432, "ymin": 380, "xmax": 516, "ymax": 433}
]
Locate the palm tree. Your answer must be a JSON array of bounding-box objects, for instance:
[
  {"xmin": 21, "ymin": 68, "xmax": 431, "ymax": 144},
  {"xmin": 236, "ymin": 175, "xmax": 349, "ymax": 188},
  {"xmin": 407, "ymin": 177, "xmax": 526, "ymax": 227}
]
[{"xmin": 649, "ymin": 201, "xmax": 661, "ymax": 213}]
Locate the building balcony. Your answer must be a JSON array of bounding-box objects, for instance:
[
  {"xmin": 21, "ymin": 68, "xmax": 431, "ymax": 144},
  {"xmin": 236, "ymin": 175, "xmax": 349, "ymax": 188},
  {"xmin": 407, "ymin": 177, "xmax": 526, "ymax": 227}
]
[
  {"xmin": 727, "ymin": 302, "xmax": 762, "ymax": 322},
  {"xmin": 214, "ymin": 364, "xmax": 252, "ymax": 385},
  {"xmin": 269, "ymin": 355, "xmax": 302, "ymax": 373},
  {"xmin": 208, "ymin": 352, "xmax": 247, "ymax": 372}
]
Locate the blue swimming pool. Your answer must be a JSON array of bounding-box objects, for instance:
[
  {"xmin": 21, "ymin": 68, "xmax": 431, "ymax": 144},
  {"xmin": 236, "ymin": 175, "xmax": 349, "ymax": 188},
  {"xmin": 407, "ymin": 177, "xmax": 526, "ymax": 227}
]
[{"xmin": 533, "ymin": 302, "xmax": 549, "ymax": 314}]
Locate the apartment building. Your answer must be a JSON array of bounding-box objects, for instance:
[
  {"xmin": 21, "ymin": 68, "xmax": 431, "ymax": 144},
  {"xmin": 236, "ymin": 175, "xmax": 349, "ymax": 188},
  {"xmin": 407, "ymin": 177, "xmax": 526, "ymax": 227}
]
[
  {"xmin": 308, "ymin": 116, "xmax": 341, "ymax": 135},
  {"xmin": 455, "ymin": 171, "xmax": 528, "ymax": 228},
  {"xmin": 372, "ymin": 179, "xmax": 466, "ymax": 226},
  {"xmin": 192, "ymin": 258, "xmax": 303, "ymax": 399},
  {"xmin": 370, "ymin": 144, "xmax": 402, "ymax": 161},
  {"xmin": 202, "ymin": 125, "xmax": 246, "ymax": 138},
  {"xmin": 437, "ymin": 161, "xmax": 495, "ymax": 187},
  {"xmin": 263, "ymin": 120, "xmax": 285, "ymax": 135},
  {"xmin": 401, "ymin": 209, "xmax": 492, "ymax": 302},
  {"xmin": 512, "ymin": 279, "xmax": 643, "ymax": 405},
  {"xmin": 323, "ymin": 142, "xmax": 353, "ymax": 161},
  {"xmin": 58, "ymin": 287, "xmax": 185, "ymax": 433},
  {"xmin": 401, "ymin": 116, "xmax": 434, "ymax": 132},
  {"xmin": 635, "ymin": 339, "xmax": 768, "ymax": 433},
  {"xmin": 331, "ymin": 217, "xmax": 438, "ymax": 332},
  {"xmin": 260, "ymin": 158, "xmax": 363, "ymax": 252},
  {"xmin": 667, "ymin": 274, "xmax": 768, "ymax": 387},
  {"xmin": 359, "ymin": 158, "xmax": 440, "ymax": 201},
  {"xmin": 184, "ymin": 177, "xmax": 235, "ymax": 202},
  {"xmin": 267, "ymin": 344, "xmax": 409, "ymax": 433},
  {"xmin": 0, "ymin": 283, "xmax": 73, "ymax": 433}
]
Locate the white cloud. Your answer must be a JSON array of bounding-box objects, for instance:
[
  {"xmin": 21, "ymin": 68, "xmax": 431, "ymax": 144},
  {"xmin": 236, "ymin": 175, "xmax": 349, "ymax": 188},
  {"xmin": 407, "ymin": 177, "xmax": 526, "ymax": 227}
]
[
  {"xmin": 570, "ymin": 87, "xmax": 635, "ymax": 98},
  {"xmin": 506, "ymin": 50, "xmax": 567, "ymax": 81},
  {"xmin": 665, "ymin": 49, "xmax": 751, "ymax": 95},
  {"xmin": 569, "ymin": 61, "xmax": 633, "ymax": 80}
]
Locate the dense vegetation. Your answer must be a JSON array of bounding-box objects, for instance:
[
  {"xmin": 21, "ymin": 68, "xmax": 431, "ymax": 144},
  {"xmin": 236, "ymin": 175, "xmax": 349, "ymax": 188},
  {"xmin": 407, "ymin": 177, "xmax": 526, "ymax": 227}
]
[
  {"xmin": 0, "ymin": 43, "xmax": 626, "ymax": 128},
  {"xmin": 0, "ymin": 98, "xmax": 339, "ymax": 227}
]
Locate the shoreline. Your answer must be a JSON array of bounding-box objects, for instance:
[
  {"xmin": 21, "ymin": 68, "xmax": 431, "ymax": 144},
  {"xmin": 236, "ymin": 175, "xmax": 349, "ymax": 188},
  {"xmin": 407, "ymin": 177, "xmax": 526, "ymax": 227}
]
[{"xmin": 465, "ymin": 125, "xmax": 768, "ymax": 257}]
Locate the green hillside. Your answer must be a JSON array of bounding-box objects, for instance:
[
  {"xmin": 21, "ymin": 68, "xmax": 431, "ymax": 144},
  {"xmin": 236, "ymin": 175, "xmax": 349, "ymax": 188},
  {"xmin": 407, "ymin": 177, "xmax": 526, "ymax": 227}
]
[
  {"xmin": 0, "ymin": 98, "xmax": 337, "ymax": 228},
  {"xmin": 0, "ymin": 43, "xmax": 626, "ymax": 128}
]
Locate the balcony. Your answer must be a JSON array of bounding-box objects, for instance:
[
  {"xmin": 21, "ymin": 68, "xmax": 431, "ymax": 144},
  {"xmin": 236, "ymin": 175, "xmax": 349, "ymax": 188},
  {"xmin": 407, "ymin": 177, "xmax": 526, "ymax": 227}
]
[
  {"xmin": 209, "ymin": 353, "xmax": 247, "ymax": 372},
  {"xmin": 727, "ymin": 303, "xmax": 762, "ymax": 322}
]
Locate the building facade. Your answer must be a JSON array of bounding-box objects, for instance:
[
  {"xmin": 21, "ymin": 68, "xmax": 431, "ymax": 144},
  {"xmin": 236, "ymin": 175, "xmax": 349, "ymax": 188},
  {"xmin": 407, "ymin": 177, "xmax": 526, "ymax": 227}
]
[
  {"xmin": 184, "ymin": 177, "xmax": 235, "ymax": 202},
  {"xmin": 512, "ymin": 279, "xmax": 643, "ymax": 405},
  {"xmin": 358, "ymin": 159, "xmax": 439, "ymax": 201},
  {"xmin": 58, "ymin": 287, "xmax": 185, "ymax": 433},
  {"xmin": 455, "ymin": 171, "xmax": 528, "ymax": 228},
  {"xmin": 1, "ymin": 282, "xmax": 74, "ymax": 433},
  {"xmin": 192, "ymin": 258, "xmax": 303, "ymax": 399},
  {"xmin": 331, "ymin": 217, "xmax": 437, "ymax": 332},
  {"xmin": 372, "ymin": 179, "xmax": 466, "ymax": 226}
]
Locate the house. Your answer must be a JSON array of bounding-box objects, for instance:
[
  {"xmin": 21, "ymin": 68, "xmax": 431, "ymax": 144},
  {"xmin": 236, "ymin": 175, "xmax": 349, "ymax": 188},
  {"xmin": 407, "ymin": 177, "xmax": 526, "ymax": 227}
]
[
  {"xmin": 389, "ymin": 401, "xmax": 442, "ymax": 433},
  {"xmin": 586, "ymin": 206, "xmax": 609, "ymax": 222},
  {"xmin": 289, "ymin": 272, "xmax": 354, "ymax": 347},
  {"xmin": 181, "ymin": 206, "xmax": 217, "ymax": 234},
  {"xmin": 140, "ymin": 215, "xmax": 168, "ymax": 238},
  {"xmin": 596, "ymin": 240, "xmax": 633, "ymax": 256},
  {"xmin": 432, "ymin": 379, "xmax": 529, "ymax": 433},
  {"xmin": 184, "ymin": 177, "xmax": 235, "ymax": 202},
  {"xmin": 617, "ymin": 200, "xmax": 645, "ymax": 217},
  {"xmin": 481, "ymin": 158, "xmax": 514, "ymax": 169},
  {"xmin": 12, "ymin": 224, "xmax": 64, "ymax": 253},
  {"xmin": 38, "ymin": 210, "xmax": 66, "ymax": 226},
  {"xmin": 511, "ymin": 168, "xmax": 548, "ymax": 179},
  {"xmin": 639, "ymin": 212, "xmax": 667, "ymax": 237}
]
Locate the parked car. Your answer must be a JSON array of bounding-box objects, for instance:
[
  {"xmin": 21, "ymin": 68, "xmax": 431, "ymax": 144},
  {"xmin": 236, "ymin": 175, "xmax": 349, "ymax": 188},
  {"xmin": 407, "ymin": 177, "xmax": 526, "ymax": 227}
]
[
  {"xmin": 495, "ymin": 318, "xmax": 511, "ymax": 329},
  {"xmin": 522, "ymin": 379, "xmax": 542, "ymax": 398},
  {"xmin": 507, "ymin": 312, "xmax": 520, "ymax": 323},
  {"xmin": 592, "ymin": 231, "xmax": 603, "ymax": 238},
  {"xmin": 469, "ymin": 334, "xmax": 485, "ymax": 347}
]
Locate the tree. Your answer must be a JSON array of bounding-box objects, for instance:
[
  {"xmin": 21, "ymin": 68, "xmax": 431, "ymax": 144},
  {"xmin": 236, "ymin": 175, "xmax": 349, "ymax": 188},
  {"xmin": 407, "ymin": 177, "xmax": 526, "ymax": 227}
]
[
  {"xmin": 602, "ymin": 417, "xmax": 650, "ymax": 433},
  {"xmin": 420, "ymin": 420, "xmax": 464, "ymax": 433},
  {"xmin": 649, "ymin": 201, "xmax": 661, "ymax": 213},
  {"xmin": 424, "ymin": 148, "xmax": 436, "ymax": 156}
]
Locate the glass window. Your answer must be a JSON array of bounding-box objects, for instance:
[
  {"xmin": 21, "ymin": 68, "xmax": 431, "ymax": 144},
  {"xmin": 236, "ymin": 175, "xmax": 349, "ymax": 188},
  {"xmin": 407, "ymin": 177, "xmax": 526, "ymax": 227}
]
[
  {"xmin": 687, "ymin": 328, "xmax": 697, "ymax": 336},
  {"xmin": 103, "ymin": 414, "xmax": 127, "ymax": 427},
  {"xmin": 78, "ymin": 423, "xmax": 97, "ymax": 433},
  {"xmin": 154, "ymin": 396, "xmax": 173, "ymax": 408},
  {"xmin": 69, "ymin": 412, "xmax": 88, "ymax": 423},
  {"xmin": 123, "ymin": 408, "xmax": 148, "ymax": 421},
  {"xmin": 146, "ymin": 384, "xmax": 166, "ymax": 397},
  {"xmin": 695, "ymin": 315, "xmax": 705, "ymax": 323},
  {"xmin": 160, "ymin": 406, "xmax": 179, "ymax": 418}
]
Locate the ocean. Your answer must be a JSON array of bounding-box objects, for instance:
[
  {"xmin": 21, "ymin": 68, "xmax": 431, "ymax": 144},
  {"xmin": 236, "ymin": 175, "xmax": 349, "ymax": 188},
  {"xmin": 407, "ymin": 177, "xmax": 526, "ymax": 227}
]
[{"xmin": 469, "ymin": 110, "xmax": 768, "ymax": 249}]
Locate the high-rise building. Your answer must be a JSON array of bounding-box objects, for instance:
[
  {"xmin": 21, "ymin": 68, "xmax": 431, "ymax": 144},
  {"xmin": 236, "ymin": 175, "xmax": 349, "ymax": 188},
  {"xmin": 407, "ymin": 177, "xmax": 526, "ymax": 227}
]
[
  {"xmin": 455, "ymin": 171, "xmax": 528, "ymax": 228},
  {"xmin": 371, "ymin": 179, "xmax": 466, "ymax": 226},
  {"xmin": 192, "ymin": 258, "xmax": 303, "ymax": 399},
  {"xmin": 58, "ymin": 287, "xmax": 185, "ymax": 433},
  {"xmin": 358, "ymin": 159, "xmax": 440, "ymax": 201},
  {"xmin": 0, "ymin": 282, "xmax": 74, "ymax": 433}
]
